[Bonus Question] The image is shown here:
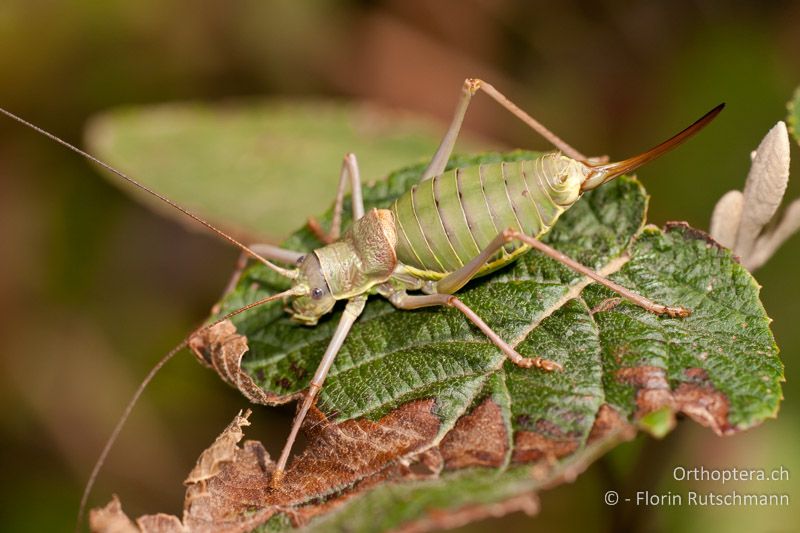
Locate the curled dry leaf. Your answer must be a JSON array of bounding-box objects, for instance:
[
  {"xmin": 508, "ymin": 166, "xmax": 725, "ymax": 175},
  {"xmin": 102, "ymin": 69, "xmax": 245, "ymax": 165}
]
[
  {"xmin": 188, "ymin": 322, "xmax": 275, "ymax": 405},
  {"xmin": 90, "ymin": 495, "xmax": 186, "ymax": 533},
  {"xmin": 184, "ymin": 409, "xmax": 252, "ymax": 486},
  {"xmin": 93, "ymin": 152, "xmax": 782, "ymax": 532},
  {"xmin": 90, "ymin": 496, "xmax": 138, "ymax": 533},
  {"xmin": 709, "ymin": 120, "xmax": 797, "ymax": 270}
]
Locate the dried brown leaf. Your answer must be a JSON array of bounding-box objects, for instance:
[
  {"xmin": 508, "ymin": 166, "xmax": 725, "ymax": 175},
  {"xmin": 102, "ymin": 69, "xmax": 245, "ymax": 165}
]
[
  {"xmin": 188, "ymin": 322, "xmax": 277, "ymax": 405},
  {"xmin": 90, "ymin": 496, "xmax": 138, "ymax": 533},
  {"xmin": 184, "ymin": 409, "xmax": 252, "ymax": 486},
  {"xmin": 135, "ymin": 515, "xmax": 186, "ymax": 533},
  {"xmin": 586, "ymin": 404, "xmax": 634, "ymax": 444},
  {"xmin": 439, "ymin": 399, "xmax": 508, "ymax": 469},
  {"xmin": 615, "ymin": 366, "xmax": 733, "ymax": 436},
  {"xmin": 95, "ymin": 400, "xmax": 443, "ymax": 532}
]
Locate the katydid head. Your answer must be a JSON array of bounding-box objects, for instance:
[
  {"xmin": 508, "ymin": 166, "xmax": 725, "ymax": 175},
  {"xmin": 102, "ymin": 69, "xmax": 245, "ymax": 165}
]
[
  {"xmin": 290, "ymin": 253, "xmax": 336, "ymax": 325},
  {"xmin": 289, "ymin": 209, "xmax": 398, "ymax": 325},
  {"xmin": 580, "ymin": 103, "xmax": 725, "ymax": 192}
]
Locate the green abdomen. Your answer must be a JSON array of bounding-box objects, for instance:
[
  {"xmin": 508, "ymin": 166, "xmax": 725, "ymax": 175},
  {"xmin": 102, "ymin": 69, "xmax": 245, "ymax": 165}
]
[{"xmin": 391, "ymin": 154, "xmax": 577, "ymax": 279}]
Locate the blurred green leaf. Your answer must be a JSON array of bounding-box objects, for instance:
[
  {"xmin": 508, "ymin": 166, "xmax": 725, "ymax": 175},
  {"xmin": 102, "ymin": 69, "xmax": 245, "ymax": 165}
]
[
  {"xmin": 789, "ymin": 86, "xmax": 800, "ymax": 146},
  {"xmin": 86, "ymin": 100, "xmax": 475, "ymax": 240},
  {"xmin": 143, "ymin": 152, "xmax": 780, "ymax": 532}
]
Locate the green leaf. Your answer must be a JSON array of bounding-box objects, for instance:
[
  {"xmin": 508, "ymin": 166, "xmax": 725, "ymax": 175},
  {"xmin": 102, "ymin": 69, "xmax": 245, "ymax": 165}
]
[
  {"xmin": 789, "ymin": 86, "xmax": 800, "ymax": 146},
  {"xmin": 214, "ymin": 152, "xmax": 781, "ymax": 427},
  {"xmin": 86, "ymin": 100, "xmax": 474, "ymax": 239},
  {"xmin": 167, "ymin": 151, "xmax": 780, "ymax": 531}
]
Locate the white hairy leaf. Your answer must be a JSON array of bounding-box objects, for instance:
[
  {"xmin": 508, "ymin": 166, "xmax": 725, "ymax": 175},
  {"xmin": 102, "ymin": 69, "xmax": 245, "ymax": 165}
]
[
  {"xmin": 709, "ymin": 190, "xmax": 744, "ymax": 249},
  {"xmin": 734, "ymin": 121, "xmax": 791, "ymax": 259}
]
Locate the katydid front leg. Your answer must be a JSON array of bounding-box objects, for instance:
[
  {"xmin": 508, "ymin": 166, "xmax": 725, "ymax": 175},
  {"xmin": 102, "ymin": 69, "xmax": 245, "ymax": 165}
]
[
  {"xmin": 308, "ymin": 152, "xmax": 365, "ymax": 244},
  {"xmin": 272, "ymin": 294, "xmax": 367, "ymax": 486}
]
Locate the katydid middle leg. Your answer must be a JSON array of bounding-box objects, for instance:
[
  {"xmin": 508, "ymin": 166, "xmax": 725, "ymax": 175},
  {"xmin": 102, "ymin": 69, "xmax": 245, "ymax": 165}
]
[
  {"xmin": 220, "ymin": 155, "xmax": 365, "ymax": 299},
  {"xmin": 435, "ymin": 228, "xmax": 690, "ymax": 318},
  {"xmin": 308, "ymin": 152, "xmax": 365, "ymax": 244},
  {"xmin": 421, "ymin": 78, "xmax": 588, "ymax": 181}
]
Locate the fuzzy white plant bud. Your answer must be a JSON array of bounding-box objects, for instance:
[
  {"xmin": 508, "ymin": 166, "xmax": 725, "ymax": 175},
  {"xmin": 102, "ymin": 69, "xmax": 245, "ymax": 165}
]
[{"xmin": 710, "ymin": 121, "xmax": 796, "ymax": 271}]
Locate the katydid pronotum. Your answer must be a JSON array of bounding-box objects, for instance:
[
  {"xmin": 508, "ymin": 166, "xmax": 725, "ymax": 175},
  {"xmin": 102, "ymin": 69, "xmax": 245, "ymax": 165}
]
[{"xmin": 0, "ymin": 78, "xmax": 723, "ymax": 527}]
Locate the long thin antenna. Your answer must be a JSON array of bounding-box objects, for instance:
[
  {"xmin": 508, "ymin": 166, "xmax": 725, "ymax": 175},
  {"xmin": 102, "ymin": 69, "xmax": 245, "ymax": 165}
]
[
  {"xmin": 0, "ymin": 107, "xmax": 297, "ymax": 279},
  {"xmin": 75, "ymin": 285, "xmax": 306, "ymax": 531}
]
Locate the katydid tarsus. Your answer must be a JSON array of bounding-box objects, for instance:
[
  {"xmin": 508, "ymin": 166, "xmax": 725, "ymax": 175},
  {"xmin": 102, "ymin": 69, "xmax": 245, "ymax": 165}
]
[{"xmin": 0, "ymin": 78, "xmax": 723, "ymax": 528}]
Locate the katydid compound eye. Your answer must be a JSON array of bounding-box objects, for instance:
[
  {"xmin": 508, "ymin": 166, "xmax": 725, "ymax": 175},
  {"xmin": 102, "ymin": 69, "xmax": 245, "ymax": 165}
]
[
  {"xmin": 296, "ymin": 255, "xmax": 306, "ymax": 265},
  {"xmin": 311, "ymin": 287, "xmax": 324, "ymax": 299}
]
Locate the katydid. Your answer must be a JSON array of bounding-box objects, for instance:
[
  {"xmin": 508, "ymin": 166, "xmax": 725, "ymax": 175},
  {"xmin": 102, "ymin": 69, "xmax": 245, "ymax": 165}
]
[{"xmin": 0, "ymin": 78, "xmax": 723, "ymax": 526}]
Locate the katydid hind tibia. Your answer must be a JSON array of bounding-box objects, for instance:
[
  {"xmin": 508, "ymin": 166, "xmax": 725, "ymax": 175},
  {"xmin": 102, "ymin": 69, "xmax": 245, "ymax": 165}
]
[{"xmin": 0, "ymin": 78, "xmax": 723, "ymax": 528}]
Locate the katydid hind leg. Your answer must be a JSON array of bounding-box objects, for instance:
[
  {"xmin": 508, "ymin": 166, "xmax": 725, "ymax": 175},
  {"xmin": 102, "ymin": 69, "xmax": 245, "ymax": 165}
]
[
  {"xmin": 385, "ymin": 289, "xmax": 561, "ymax": 371},
  {"xmin": 435, "ymin": 230, "xmax": 514, "ymax": 295},
  {"xmin": 474, "ymin": 80, "xmax": 588, "ymax": 162},
  {"xmin": 422, "ymin": 78, "xmax": 590, "ymax": 183},
  {"xmin": 308, "ymin": 153, "xmax": 365, "ymax": 244},
  {"xmin": 271, "ymin": 295, "xmax": 367, "ymax": 486},
  {"xmin": 512, "ymin": 231, "xmax": 691, "ymax": 317},
  {"xmin": 421, "ymin": 79, "xmax": 480, "ymax": 181},
  {"xmin": 437, "ymin": 226, "xmax": 690, "ymax": 318}
]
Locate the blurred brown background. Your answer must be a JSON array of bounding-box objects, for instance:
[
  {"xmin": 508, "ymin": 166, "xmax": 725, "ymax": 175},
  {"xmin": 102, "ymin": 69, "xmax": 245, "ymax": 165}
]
[{"xmin": 0, "ymin": 1, "xmax": 798, "ymax": 531}]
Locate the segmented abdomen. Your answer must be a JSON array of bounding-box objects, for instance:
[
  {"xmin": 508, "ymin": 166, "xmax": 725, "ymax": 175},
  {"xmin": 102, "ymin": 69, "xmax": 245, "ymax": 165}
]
[{"xmin": 391, "ymin": 153, "xmax": 578, "ymax": 279}]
